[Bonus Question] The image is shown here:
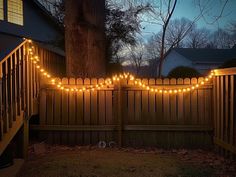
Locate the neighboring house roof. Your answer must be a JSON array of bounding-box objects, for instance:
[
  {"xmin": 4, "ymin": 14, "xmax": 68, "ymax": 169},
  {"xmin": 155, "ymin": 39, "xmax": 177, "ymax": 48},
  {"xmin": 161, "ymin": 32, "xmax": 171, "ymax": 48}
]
[{"xmin": 172, "ymin": 48, "xmax": 236, "ymax": 63}]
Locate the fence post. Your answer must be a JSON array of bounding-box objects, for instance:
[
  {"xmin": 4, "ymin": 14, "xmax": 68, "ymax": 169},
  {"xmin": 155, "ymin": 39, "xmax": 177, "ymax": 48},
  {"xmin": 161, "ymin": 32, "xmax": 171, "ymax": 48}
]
[{"xmin": 117, "ymin": 81, "xmax": 123, "ymax": 147}]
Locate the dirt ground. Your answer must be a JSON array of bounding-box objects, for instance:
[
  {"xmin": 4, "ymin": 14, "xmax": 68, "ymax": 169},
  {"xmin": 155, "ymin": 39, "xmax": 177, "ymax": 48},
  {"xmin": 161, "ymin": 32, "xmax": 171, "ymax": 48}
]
[{"xmin": 17, "ymin": 145, "xmax": 236, "ymax": 177}]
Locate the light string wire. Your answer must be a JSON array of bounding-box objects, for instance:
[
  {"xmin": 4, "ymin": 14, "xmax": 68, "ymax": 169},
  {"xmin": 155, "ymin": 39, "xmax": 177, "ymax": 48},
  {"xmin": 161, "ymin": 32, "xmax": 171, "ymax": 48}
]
[{"xmin": 26, "ymin": 39, "xmax": 216, "ymax": 94}]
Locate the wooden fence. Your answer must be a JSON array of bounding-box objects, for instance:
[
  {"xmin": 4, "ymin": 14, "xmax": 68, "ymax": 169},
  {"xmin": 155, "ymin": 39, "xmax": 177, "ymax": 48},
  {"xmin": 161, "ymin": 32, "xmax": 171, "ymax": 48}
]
[
  {"xmin": 35, "ymin": 77, "xmax": 213, "ymax": 148},
  {"xmin": 213, "ymin": 67, "xmax": 236, "ymax": 158}
]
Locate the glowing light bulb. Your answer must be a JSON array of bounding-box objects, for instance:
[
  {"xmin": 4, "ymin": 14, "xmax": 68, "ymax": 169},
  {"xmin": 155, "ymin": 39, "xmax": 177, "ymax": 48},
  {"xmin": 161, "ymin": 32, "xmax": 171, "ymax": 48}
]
[
  {"xmin": 196, "ymin": 84, "xmax": 199, "ymax": 88},
  {"xmin": 174, "ymin": 90, "xmax": 178, "ymax": 93},
  {"xmin": 36, "ymin": 65, "xmax": 40, "ymax": 69},
  {"xmin": 191, "ymin": 86, "xmax": 195, "ymax": 90},
  {"xmin": 201, "ymin": 81, "xmax": 204, "ymax": 85},
  {"xmin": 169, "ymin": 90, "xmax": 172, "ymax": 94},
  {"xmin": 40, "ymin": 69, "xmax": 44, "ymax": 72}
]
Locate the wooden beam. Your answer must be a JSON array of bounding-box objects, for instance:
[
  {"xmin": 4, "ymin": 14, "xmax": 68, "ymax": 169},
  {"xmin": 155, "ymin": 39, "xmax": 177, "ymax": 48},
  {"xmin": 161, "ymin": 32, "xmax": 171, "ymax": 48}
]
[
  {"xmin": 30, "ymin": 125, "xmax": 118, "ymax": 131},
  {"xmin": 0, "ymin": 111, "xmax": 24, "ymax": 156},
  {"xmin": 214, "ymin": 67, "xmax": 236, "ymax": 76},
  {"xmin": 214, "ymin": 137, "xmax": 236, "ymax": 154},
  {"xmin": 30, "ymin": 124, "xmax": 213, "ymax": 132},
  {"xmin": 124, "ymin": 125, "xmax": 213, "ymax": 131}
]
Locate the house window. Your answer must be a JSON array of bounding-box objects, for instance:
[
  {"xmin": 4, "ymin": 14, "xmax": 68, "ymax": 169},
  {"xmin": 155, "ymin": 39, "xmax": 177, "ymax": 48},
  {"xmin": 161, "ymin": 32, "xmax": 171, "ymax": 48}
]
[
  {"xmin": 7, "ymin": 0, "xmax": 23, "ymax": 25},
  {"xmin": 0, "ymin": 0, "xmax": 3, "ymax": 20}
]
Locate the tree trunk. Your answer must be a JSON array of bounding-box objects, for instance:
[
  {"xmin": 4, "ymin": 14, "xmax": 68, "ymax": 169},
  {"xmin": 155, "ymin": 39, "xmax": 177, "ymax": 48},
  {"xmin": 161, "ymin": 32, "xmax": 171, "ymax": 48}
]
[{"xmin": 65, "ymin": 0, "xmax": 106, "ymax": 77}]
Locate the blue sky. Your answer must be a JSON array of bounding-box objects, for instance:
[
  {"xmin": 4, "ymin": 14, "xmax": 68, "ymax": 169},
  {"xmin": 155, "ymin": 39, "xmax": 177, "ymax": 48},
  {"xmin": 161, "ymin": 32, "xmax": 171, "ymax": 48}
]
[{"xmin": 140, "ymin": 0, "xmax": 236, "ymax": 39}]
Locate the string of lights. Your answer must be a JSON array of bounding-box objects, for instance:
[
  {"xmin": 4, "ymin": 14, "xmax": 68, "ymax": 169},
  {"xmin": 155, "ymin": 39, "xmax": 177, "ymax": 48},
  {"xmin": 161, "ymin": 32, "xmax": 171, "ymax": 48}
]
[{"xmin": 26, "ymin": 39, "xmax": 215, "ymax": 94}]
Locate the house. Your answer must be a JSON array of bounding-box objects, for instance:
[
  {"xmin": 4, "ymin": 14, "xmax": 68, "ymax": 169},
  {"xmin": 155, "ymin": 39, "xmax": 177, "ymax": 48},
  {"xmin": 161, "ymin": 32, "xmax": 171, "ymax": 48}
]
[
  {"xmin": 0, "ymin": 0, "xmax": 64, "ymax": 60},
  {"xmin": 159, "ymin": 48, "xmax": 236, "ymax": 76}
]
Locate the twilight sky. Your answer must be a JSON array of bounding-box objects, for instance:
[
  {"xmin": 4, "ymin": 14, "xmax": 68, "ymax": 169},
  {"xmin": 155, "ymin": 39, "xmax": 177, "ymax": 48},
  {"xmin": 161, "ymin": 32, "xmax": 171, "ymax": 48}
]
[{"xmin": 139, "ymin": 0, "xmax": 236, "ymax": 39}]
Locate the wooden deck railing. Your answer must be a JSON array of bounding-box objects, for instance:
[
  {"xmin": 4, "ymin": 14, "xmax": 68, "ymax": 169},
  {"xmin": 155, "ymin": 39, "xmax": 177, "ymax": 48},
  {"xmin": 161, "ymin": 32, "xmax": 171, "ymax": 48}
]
[
  {"xmin": 0, "ymin": 39, "xmax": 66, "ymax": 156},
  {"xmin": 213, "ymin": 67, "xmax": 236, "ymax": 158}
]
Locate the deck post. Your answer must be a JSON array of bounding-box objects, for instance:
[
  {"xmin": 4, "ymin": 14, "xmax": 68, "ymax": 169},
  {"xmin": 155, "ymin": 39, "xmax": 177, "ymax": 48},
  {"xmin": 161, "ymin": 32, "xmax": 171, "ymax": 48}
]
[{"xmin": 23, "ymin": 112, "xmax": 29, "ymax": 159}]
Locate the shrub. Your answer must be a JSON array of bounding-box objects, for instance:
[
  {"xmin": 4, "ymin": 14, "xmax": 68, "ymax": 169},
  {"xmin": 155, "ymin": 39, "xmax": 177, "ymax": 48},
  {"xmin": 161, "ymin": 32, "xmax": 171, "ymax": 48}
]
[
  {"xmin": 168, "ymin": 66, "xmax": 201, "ymax": 78},
  {"xmin": 106, "ymin": 62, "xmax": 123, "ymax": 75}
]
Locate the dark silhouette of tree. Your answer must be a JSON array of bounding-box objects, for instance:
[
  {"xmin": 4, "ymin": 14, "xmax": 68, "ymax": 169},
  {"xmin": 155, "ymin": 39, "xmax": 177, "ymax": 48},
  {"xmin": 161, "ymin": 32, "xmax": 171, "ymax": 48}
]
[
  {"xmin": 127, "ymin": 41, "xmax": 148, "ymax": 75},
  {"xmin": 105, "ymin": 2, "xmax": 150, "ymax": 64},
  {"xmin": 211, "ymin": 28, "xmax": 234, "ymax": 49},
  {"xmin": 186, "ymin": 25, "xmax": 210, "ymax": 48}
]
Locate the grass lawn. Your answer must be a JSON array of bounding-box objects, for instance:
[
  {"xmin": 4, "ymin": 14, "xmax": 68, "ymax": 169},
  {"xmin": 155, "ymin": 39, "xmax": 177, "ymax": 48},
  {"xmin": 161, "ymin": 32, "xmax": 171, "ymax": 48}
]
[{"xmin": 17, "ymin": 145, "xmax": 236, "ymax": 177}]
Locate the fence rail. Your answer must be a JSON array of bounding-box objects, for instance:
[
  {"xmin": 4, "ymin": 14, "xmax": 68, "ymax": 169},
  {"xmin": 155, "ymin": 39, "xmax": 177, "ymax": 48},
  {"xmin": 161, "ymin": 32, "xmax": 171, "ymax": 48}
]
[{"xmin": 36, "ymin": 77, "xmax": 213, "ymax": 148}]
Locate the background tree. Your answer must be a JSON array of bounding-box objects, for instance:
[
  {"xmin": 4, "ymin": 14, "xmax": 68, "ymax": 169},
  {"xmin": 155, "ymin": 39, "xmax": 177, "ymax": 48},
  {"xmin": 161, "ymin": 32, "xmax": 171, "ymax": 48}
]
[
  {"xmin": 211, "ymin": 28, "xmax": 234, "ymax": 49},
  {"xmin": 105, "ymin": 2, "xmax": 150, "ymax": 64},
  {"xmin": 127, "ymin": 41, "xmax": 148, "ymax": 75},
  {"xmin": 146, "ymin": 17, "xmax": 194, "ymax": 70},
  {"xmin": 186, "ymin": 25, "xmax": 210, "ymax": 48}
]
